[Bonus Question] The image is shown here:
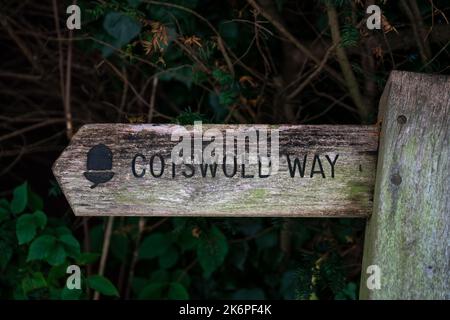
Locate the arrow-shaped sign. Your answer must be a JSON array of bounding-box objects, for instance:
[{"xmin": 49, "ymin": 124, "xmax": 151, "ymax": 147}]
[{"xmin": 52, "ymin": 123, "xmax": 378, "ymax": 217}]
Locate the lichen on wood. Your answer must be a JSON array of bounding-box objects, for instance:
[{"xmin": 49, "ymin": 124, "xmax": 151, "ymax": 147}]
[
  {"xmin": 52, "ymin": 124, "xmax": 378, "ymax": 217},
  {"xmin": 360, "ymin": 71, "xmax": 450, "ymax": 299}
]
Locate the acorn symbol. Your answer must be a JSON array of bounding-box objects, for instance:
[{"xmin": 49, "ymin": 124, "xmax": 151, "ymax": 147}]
[{"xmin": 83, "ymin": 144, "xmax": 115, "ymax": 189}]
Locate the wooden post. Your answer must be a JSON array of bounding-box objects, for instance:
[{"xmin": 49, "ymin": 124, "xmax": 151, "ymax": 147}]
[{"xmin": 360, "ymin": 71, "xmax": 450, "ymax": 299}]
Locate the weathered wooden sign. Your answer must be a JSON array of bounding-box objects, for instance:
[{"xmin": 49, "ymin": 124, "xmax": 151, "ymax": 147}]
[
  {"xmin": 52, "ymin": 71, "xmax": 450, "ymax": 299},
  {"xmin": 53, "ymin": 124, "xmax": 378, "ymax": 217}
]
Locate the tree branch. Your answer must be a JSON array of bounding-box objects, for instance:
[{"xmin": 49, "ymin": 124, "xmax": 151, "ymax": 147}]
[
  {"xmin": 326, "ymin": 3, "xmax": 370, "ymax": 123},
  {"xmin": 93, "ymin": 217, "xmax": 115, "ymax": 300},
  {"xmin": 246, "ymin": 0, "xmax": 345, "ymax": 85}
]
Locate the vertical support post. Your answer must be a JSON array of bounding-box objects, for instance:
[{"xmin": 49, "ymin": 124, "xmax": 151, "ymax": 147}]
[{"xmin": 360, "ymin": 71, "xmax": 450, "ymax": 299}]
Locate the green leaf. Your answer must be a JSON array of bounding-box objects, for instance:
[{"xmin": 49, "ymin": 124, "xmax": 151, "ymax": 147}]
[
  {"xmin": 0, "ymin": 198, "xmax": 9, "ymax": 209},
  {"xmin": 171, "ymin": 270, "xmax": 191, "ymax": 289},
  {"xmin": 232, "ymin": 288, "xmax": 265, "ymax": 300},
  {"xmin": 168, "ymin": 282, "xmax": 189, "ymax": 300},
  {"xmin": 48, "ymin": 180, "xmax": 62, "ymax": 197},
  {"xmin": 150, "ymin": 269, "xmax": 170, "ymax": 283},
  {"xmin": 139, "ymin": 233, "xmax": 172, "ymax": 259},
  {"xmin": 16, "ymin": 214, "xmax": 36, "ymax": 244},
  {"xmin": 127, "ymin": 0, "xmax": 141, "ymax": 7},
  {"xmin": 102, "ymin": 12, "xmax": 141, "ymax": 57},
  {"xmin": 110, "ymin": 233, "xmax": 129, "ymax": 261},
  {"xmin": 280, "ymin": 270, "xmax": 297, "ymax": 299},
  {"xmin": 335, "ymin": 282, "xmax": 357, "ymax": 300},
  {"xmin": 22, "ymin": 272, "xmax": 47, "ymax": 294},
  {"xmin": 158, "ymin": 246, "xmax": 179, "ymax": 269},
  {"xmin": 212, "ymin": 68, "xmax": 234, "ymax": 86},
  {"xmin": 255, "ymin": 231, "xmax": 277, "ymax": 251},
  {"xmin": 103, "ymin": 12, "xmax": 141, "ymax": 42},
  {"xmin": 76, "ymin": 252, "xmax": 100, "ymax": 265},
  {"xmin": 340, "ymin": 24, "xmax": 359, "ymax": 48},
  {"xmin": 54, "ymin": 226, "xmax": 72, "ymax": 236},
  {"xmin": 89, "ymin": 224, "xmax": 104, "ymax": 252},
  {"xmin": 16, "ymin": 211, "xmax": 47, "ymax": 245},
  {"xmin": 61, "ymin": 287, "xmax": 82, "ymax": 300},
  {"xmin": 0, "ymin": 211, "xmax": 9, "ymax": 223},
  {"xmin": 58, "ymin": 234, "xmax": 81, "ymax": 258},
  {"xmin": 48, "ymin": 263, "xmax": 70, "ymax": 285},
  {"xmin": 138, "ymin": 282, "xmax": 166, "ymax": 299},
  {"xmin": 0, "ymin": 239, "xmax": 13, "ymax": 270},
  {"xmin": 87, "ymin": 275, "xmax": 119, "ymax": 297},
  {"xmin": 219, "ymin": 21, "xmax": 239, "ymax": 48},
  {"xmin": 218, "ymin": 90, "xmax": 238, "ymax": 106},
  {"xmin": 173, "ymin": 109, "xmax": 208, "ymax": 126},
  {"xmin": 197, "ymin": 226, "xmax": 228, "ymax": 277},
  {"xmin": 177, "ymin": 228, "xmax": 199, "ymax": 252},
  {"xmin": 159, "ymin": 66, "xmax": 194, "ymax": 88},
  {"xmin": 27, "ymin": 235, "xmax": 56, "ymax": 262},
  {"xmin": 137, "ymin": 280, "xmax": 188, "ymax": 299},
  {"xmin": 28, "ymin": 190, "xmax": 44, "ymax": 211},
  {"xmin": 10, "ymin": 182, "xmax": 28, "ymax": 214},
  {"xmin": 131, "ymin": 277, "xmax": 148, "ymax": 296},
  {"xmin": 208, "ymin": 92, "xmax": 228, "ymax": 122},
  {"xmin": 229, "ymin": 242, "xmax": 248, "ymax": 271},
  {"xmin": 33, "ymin": 210, "xmax": 47, "ymax": 229},
  {"xmin": 0, "ymin": 200, "xmax": 10, "ymax": 223},
  {"xmin": 46, "ymin": 243, "xmax": 67, "ymax": 266},
  {"xmin": 13, "ymin": 287, "xmax": 27, "ymax": 300}
]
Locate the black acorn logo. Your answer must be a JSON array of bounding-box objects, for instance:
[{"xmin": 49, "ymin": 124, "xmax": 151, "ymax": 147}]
[{"xmin": 83, "ymin": 144, "xmax": 115, "ymax": 189}]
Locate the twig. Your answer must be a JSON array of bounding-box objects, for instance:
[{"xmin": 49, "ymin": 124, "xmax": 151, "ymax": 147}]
[
  {"xmin": 125, "ymin": 217, "xmax": 146, "ymax": 300},
  {"xmin": 64, "ymin": 1, "xmax": 75, "ymax": 140},
  {"xmin": 420, "ymin": 40, "xmax": 450, "ymax": 71},
  {"xmin": 217, "ymin": 36, "xmax": 235, "ymax": 76},
  {"xmin": 176, "ymin": 259, "xmax": 197, "ymax": 283},
  {"xmin": 300, "ymin": 94, "xmax": 349, "ymax": 123},
  {"xmin": 0, "ymin": 125, "xmax": 26, "ymax": 177},
  {"xmin": 117, "ymin": 66, "xmax": 128, "ymax": 122},
  {"xmin": 229, "ymin": 226, "xmax": 275, "ymax": 244},
  {"xmin": 408, "ymin": 0, "xmax": 432, "ymax": 60},
  {"xmin": 104, "ymin": 60, "xmax": 171, "ymax": 120},
  {"xmin": 147, "ymin": 77, "xmax": 159, "ymax": 123},
  {"xmin": 142, "ymin": 217, "xmax": 169, "ymax": 233},
  {"xmin": 400, "ymin": 0, "xmax": 432, "ymax": 64},
  {"xmin": 82, "ymin": 217, "xmax": 92, "ymax": 295},
  {"xmin": 326, "ymin": 3, "xmax": 370, "ymax": 123},
  {"xmin": 0, "ymin": 16, "xmax": 40, "ymax": 71},
  {"xmin": 93, "ymin": 216, "xmax": 115, "ymax": 300},
  {"xmin": 123, "ymin": 217, "xmax": 169, "ymax": 299},
  {"xmin": 173, "ymin": 38, "xmax": 211, "ymax": 75},
  {"xmin": 287, "ymin": 43, "xmax": 337, "ymax": 100},
  {"xmin": 0, "ymin": 119, "xmax": 67, "ymax": 143},
  {"xmin": 145, "ymin": 0, "xmax": 235, "ymax": 76},
  {"xmin": 52, "ymin": 0, "xmax": 66, "ymax": 124},
  {"xmin": 312, "ymin": 87, "xmax": 357, "ymax": 113},
  {"xmin": 246, "ymin": 0, "xmax": 345, "ymax": 85},
  {"xmin": 0, "ymin": 72, "xmax": 41, "ymax": 81}
]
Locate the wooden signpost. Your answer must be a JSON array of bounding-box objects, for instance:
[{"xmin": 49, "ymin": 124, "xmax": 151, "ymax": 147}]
[
  {"xmin": 52, "ymin": 124, "xmax": 377, "ymax": 217},
  {"xmin": 53, "ymin": 71, "xmax": 449, "ymax": 299},
  {"xmin": 360, "ymin": 71, "xmax": 449, "ymax": 299}
]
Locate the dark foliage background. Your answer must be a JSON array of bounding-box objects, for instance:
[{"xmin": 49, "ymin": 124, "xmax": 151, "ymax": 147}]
[{"xmin": 0, "ymin": 0, "xmax": 449, "ymax": 299}]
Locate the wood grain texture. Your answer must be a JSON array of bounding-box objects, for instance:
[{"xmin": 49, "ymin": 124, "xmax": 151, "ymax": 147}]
[
  {"xmin": 360, "ymin": 71, "xmax": 450, "ymax": 299},
  {"xmin": 53, "ymin": 124, "xmax": 378, "ymax": 217}
]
